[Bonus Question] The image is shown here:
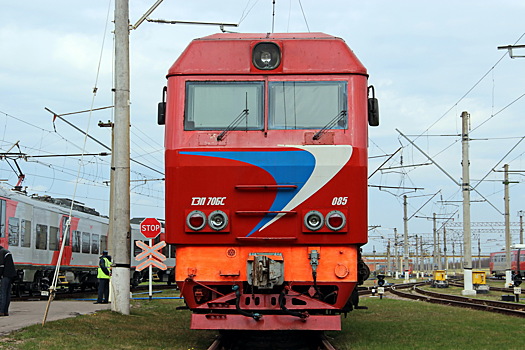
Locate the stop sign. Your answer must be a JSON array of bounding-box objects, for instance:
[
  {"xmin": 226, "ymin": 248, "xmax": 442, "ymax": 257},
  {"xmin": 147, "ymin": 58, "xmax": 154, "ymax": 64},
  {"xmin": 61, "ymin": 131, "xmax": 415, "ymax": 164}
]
[{"xmin": 140, "ymin": 218, "xmax": 162, "ymax": 239}]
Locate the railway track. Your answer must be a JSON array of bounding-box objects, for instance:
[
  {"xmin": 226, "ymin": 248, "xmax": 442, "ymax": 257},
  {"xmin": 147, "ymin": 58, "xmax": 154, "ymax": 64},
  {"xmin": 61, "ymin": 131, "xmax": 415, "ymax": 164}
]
[
  {"xmin": 207, "ymin": 331, "xmax": 337, "ymax": 350},
  {"xmin": 448, "ymin": 280, "xmax": 514, "ymax": 293},
  {"xmin": 358, "ymin": 281, "xmax": 427, "ymax": 296},
  {"xmin": 389, "ymin": 285, "xmax": 525, "ymax": 317},
  {"xmin": 205, "ymin": 282, "xmax": 424, "ymax": 350}
]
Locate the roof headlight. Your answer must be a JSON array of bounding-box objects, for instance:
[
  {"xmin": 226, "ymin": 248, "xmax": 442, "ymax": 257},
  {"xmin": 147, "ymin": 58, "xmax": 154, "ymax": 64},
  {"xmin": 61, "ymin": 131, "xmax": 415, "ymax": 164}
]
[
  {"xmin": 261, "ymin": 51, "xmax": 272, "ymax": 65},
  {"xmin": 253, "ymin": 42, "xmax": 281, "ymax": 70}
]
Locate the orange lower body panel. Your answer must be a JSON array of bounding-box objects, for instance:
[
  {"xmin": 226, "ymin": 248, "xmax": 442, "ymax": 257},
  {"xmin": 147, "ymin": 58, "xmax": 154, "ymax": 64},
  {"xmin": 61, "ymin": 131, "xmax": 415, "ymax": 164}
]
[
  {"xmin": 176, "ymin": 245, "xmax": 359, "ymax": 330},
  {"xmin": 175, "ymin": 245, "xmax": 358, "ymax": 284}
]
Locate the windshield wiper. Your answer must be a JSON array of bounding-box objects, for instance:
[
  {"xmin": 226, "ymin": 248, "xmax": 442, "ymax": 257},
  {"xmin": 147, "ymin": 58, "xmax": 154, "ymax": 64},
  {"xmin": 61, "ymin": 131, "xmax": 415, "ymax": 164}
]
[
  {"xmin": 312, "ymin": 110, "xmax": 347, "ymax": 140},
  {"xmin": 217, "ymin": 93, "xmax": 250, "ymax": 141}
]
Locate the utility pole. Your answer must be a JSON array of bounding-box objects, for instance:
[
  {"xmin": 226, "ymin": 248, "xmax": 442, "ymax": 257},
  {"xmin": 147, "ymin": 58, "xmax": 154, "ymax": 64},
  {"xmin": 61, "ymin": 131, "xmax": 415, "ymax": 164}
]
[
  {"xmin": 373, "ymin": 246, "xmax": 377, "ymax": 275},
  {"xmin": 112, "ymin": 0, "xmax": 131, "ymax": 315},
  {"xmin": 432, "ymin": 213, "xmax": 437, "ymax": 270},
  {"xmin": 461, "ymin": 111, "xmax": 475, "ymax": 296},
  {"xmin": 386, "ymin": 240, "xmax": 392, "ymax": 276},
  {"xmin": 415, "ymin": 235, "xmax": 419, "ymax": 277},
  {"xmin": 420, "ymin": 238, "xmax": 424, "ymax": 274},
  {"xmin": 518, "ymin": 210, "xmax": 523, "ymax": 244},
  {"xmin": 403, "ymin": 195, "xmax": 410, "ymax": 282},
  {"xmin": 504, "ymin": 164, "xmax": 512, "ymax": 287},
  {"xmin": 444, "ymin": 227, "xmax": 448, "ymax": 271},
  {"xmin": 394, "ymin": 228, "xmax": 399, "ymax": 278}
]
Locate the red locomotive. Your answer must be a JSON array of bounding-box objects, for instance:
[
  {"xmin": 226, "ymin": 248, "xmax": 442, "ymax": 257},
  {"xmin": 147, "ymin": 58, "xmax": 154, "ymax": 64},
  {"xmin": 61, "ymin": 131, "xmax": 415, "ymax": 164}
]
[{"xmin": 159, "ymin": 33, "xmax": 378, "ymax": 331}]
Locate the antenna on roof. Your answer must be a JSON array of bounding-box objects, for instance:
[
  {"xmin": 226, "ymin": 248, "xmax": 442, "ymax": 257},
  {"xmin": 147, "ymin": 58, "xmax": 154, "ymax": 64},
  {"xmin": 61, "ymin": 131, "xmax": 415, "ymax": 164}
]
[{"xmin": 272, "ymin": 0, "xmax": 276, "ymax": 33}]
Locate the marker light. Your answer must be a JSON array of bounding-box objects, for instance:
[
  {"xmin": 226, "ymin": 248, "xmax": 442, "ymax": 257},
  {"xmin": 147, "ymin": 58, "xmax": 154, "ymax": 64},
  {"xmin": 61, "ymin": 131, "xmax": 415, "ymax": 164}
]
[
  {"xmin": 326, "ymin": 210, "xmax": 346, "ymax": 231},
  {"xmin": 187, "ymin": 210, "xmax": 206, "ymax": 231},
  {"xmin": 208, "ymin": 210, "xmax": 228, "ymax": 231},
  {"xmin": 253, "ymin": 42, "xmax": 281, "ymax": 70},
  {"xmin": 304, "ymin": 211, "xmax": 324, "ymax": 231}
]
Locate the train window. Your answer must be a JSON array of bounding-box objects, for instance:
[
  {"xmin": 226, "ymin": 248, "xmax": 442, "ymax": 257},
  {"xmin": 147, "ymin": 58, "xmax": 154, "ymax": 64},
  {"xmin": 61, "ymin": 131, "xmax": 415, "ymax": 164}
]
[
  {"xmin": 8, "ymin": 217, "xmax": 19, "ymax": 246},
  {"xmin": 169, "ymin": 244, "xmax": 176, "ymax": 259},
  {"xmin": 0, "ymin": 199, "xmax": 5, "ymax": 238},
  {"xmin": 81, "ymin": 232, "xmax": 90, "ymax": 254},
  {"xmin": 269, "ymin": 81, "xmax": 347, "ymax": 130},
  {"xmin": 72, "ymin": 230, "xmax": 81, "ymax": 253},
  {"xmin": 91, "ymin": 234, "xmax": 100, "ymax": 255},
  {"xmin": 20, "ymin": 219, "xmax": 31, "ymax": 247},
  {"xmin": 184, "ymin": 81, "xmax": 264, "ymax": 131},
  {"xmin": 49, "ymin": 226, "xmax": 59, "ymax": 251},
  {"xmin": 36, "ymin": 224, "xmax": 48, "ymax": 250},
  {"xmin": 133, "ymin": 240, "xmax": 143, "ymax": 257},
  {"xmin": 100, "ymin": 235, "xmax": 108, "ymax": 253},
  {"xmin": 61, "ymin": 216, "xmax": 71, "ymax": 246}
]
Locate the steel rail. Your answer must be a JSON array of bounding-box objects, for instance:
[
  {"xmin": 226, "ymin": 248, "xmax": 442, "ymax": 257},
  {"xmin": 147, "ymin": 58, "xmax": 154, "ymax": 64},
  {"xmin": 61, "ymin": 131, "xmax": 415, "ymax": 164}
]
[{"xmin": 390, "ymin": 286, "xmax": 525, "ymax": 317}]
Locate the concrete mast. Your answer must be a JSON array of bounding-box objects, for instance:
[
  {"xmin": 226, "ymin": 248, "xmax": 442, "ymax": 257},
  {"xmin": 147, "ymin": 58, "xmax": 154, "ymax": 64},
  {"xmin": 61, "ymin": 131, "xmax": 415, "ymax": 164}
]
[
  {"xmin": 461, "ymin": 111, "xmax": 475, "ymax": 296},
  {"xmin": 504, "ymin": 164, "xmax": 512, "ymax": 287},
  {"xmin": 111, "ymin": 0, "xmax": 131, "ymax": 314}
]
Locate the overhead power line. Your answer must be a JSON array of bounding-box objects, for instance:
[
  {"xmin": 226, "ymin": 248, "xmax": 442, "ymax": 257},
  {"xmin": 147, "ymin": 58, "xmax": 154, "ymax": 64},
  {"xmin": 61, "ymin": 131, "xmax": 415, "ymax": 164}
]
[{"xmin": 45, "ymin": 107, "xmax": 164, "ymax": 176}]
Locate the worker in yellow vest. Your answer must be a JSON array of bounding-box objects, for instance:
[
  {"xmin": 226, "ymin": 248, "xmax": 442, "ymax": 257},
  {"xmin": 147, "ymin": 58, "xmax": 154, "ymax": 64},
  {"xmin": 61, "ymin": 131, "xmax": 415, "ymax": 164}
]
[{"xmin": 94, "ymin": 250, "xmax": 111, "ymax": 304}]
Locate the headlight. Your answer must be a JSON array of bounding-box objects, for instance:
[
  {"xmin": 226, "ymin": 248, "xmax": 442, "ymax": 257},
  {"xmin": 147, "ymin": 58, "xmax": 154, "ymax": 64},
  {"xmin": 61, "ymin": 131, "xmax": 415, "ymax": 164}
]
[
  {"xmin": 326, "ymin": 210, "xmax": 346, "ymax": 231},
  {"xmin": 304, "ymin": 210, "xmax": 324, "ymax": 231},
  {"xmin": 208, "ymin": 210, "xmax": 228, "ymax": 231},
  {"xmin": 186, "ymin": 210, "xmax": 206, "ymax": 231},
  {"xmin": 252, "ymin": 42, "xmax": 281, "ymax": 70}
]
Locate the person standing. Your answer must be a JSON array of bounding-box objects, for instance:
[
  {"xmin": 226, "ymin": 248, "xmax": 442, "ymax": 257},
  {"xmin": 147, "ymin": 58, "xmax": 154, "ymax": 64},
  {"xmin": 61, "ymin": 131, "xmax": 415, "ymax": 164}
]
[
  {"xmin": 0, "ymin": 245, "xmax": 16, "ymax": 316},
  {"xmin": 95, "ymin": 250, "xmax": 111, "ymax": 304}
]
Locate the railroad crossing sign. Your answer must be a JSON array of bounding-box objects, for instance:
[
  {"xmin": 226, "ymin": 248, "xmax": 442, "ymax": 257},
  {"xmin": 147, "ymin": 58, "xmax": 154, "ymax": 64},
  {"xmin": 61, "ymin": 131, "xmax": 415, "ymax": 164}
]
[
  {"xmin": 135, "ymin": 240, "xmax": 167, "ymax": 271},
  {"xmin": 140, "ymin": 217, "xmax": 162, "ymax": 239}
]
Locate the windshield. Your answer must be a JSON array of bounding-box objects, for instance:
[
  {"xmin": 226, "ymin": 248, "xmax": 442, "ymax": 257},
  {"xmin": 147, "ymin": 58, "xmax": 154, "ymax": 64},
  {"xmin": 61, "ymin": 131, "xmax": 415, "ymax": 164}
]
[
  {"xmin": 269, "ymin": 81, "xmax": 347, "ymax": 130},
  {"xmin": 185, "ymin": 81, "xmax": 264, "ymax": 130}
]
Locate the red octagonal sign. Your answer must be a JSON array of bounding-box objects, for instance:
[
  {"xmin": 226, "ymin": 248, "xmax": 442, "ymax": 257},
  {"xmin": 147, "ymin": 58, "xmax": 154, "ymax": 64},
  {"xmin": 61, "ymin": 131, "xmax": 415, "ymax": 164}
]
[{"xmin": 140, "ymin": 218, "xmax": 162, "ymax": 239}]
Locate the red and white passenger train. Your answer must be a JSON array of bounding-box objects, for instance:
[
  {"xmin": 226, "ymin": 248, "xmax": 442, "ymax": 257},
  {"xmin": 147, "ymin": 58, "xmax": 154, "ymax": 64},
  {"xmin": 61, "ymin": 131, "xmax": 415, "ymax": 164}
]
[
  {"xmin": 159, "ymin": 33, "xmax": 378, "ymax": 331},
  {"xmin": 490, "ymin": 249, "xmax": 525, "ymax": 278},
  {"xmin": 0, "ymin": 186, "xmax": 175, "ymax": 295}
]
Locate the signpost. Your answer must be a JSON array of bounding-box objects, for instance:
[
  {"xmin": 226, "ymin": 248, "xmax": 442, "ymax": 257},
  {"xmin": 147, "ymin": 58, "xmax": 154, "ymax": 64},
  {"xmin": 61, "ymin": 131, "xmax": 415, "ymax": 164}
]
[{"xmin": 137, "ymin": 218, "xmax": 165, "ymax": 300}]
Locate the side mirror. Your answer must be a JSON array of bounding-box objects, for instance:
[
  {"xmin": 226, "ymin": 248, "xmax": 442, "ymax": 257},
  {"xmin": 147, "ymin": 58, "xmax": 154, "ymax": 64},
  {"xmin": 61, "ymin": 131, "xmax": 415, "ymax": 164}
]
[
  {"xmin": 158, "ymin": 86, "xmax": 167, "ymax": 125},
  {"xmin": 368, "ymin": 85, "xmax": 379, "ymax": 127}
]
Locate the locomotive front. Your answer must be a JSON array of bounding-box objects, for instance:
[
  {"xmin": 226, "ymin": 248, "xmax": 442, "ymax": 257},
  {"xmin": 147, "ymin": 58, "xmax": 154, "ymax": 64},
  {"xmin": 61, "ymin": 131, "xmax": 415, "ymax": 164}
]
[{"xmin": 160, "ymin": 33, "xmax": 378, "ymax": 331}]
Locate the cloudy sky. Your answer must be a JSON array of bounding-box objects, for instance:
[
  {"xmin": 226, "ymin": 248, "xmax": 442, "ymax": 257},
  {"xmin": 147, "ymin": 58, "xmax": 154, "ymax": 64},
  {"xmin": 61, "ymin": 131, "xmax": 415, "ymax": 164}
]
[{"xmin": 1, "ymin": 1, "xmax": 525, "ymax": 256}]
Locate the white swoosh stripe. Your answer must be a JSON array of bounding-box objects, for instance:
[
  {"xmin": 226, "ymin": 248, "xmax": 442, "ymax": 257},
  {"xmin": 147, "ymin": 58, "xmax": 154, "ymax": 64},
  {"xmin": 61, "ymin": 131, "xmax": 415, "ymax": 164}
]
[{"xmin": 258, "ymin": 145, "xmax": 353, "ymax": 232}]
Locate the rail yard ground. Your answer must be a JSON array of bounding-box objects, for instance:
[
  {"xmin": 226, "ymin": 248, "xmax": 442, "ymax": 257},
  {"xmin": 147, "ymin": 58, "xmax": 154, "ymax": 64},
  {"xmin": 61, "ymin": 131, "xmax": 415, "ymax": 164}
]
[{"xmin": 0, "ymin": 284, "xmax": 523, "ymax": 350}]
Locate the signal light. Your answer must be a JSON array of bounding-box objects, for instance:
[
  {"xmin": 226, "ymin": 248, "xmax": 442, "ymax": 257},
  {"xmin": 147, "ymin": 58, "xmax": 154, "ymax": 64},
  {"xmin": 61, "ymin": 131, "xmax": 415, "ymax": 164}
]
[
  {"xmin": 304, "ymin": 211, "xmax": 324, "ymax": 231},
  {"xmin": 325, "ymin": 210, "xmax": 346, "ymax": 231},
  {"xmin": 187, "ymin": 210, "xmax": 206, "ymax": 231},
  {"xmin": 377, "ymin": 274, "xmax": 386, "ymax": 287},
  {"xmin": 514, "ymin": 273, "xmax": 523, "ymax": 287},
  {"xmin": 208, "ymin": 210, "xmax": 228, "ymax": 231}
]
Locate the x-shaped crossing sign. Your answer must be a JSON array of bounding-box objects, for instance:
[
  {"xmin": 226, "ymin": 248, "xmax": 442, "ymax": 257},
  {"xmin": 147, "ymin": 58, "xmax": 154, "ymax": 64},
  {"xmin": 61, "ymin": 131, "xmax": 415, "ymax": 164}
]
[{"xmin": 135, "ymin": 240, "xmax": 167, "ymax": 271}]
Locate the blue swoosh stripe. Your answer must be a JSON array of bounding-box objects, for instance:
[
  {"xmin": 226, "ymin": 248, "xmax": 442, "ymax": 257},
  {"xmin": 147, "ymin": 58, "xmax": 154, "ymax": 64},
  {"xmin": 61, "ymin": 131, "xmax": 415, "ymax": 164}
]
[{"xmin": 181, "ymin": 150, "xmax": 315, "ymax": 235}]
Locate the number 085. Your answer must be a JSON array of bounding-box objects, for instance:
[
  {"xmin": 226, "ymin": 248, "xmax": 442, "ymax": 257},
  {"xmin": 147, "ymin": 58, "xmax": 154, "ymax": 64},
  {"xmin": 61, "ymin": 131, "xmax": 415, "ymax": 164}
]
[{"xmin": 332, "ymin": 197, "xmax": 348, "ymax": 205}]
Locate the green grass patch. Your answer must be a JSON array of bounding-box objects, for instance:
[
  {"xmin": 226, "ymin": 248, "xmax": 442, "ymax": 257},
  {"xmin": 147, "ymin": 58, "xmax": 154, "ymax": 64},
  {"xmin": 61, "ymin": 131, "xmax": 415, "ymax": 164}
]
[
  {"xmin": 330, "ymin": 296, "xmax": 524, "ymax": 350},
  {"xmin": 0, "ymin": 298, "xmax": 216, "ymax": 350},
  {"xmin": 1, "ymin": 292, "xmax": 523, "ymax": 349}
]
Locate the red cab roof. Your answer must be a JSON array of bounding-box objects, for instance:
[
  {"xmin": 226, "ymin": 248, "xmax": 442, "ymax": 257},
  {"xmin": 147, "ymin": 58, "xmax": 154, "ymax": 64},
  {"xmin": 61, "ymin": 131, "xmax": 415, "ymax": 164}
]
[{"xmin": 168, "ymin": 32, "xmax": 367, "ymax": 76}]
